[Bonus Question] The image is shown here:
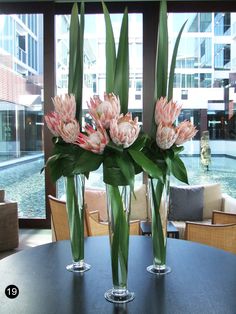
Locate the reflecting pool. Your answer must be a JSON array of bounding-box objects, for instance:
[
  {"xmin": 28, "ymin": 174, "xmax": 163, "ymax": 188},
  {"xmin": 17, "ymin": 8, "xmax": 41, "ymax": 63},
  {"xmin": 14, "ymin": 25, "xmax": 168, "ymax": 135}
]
[{"xmin": 0, "ymin": 155, "xmax": 235, "ymax": 218}]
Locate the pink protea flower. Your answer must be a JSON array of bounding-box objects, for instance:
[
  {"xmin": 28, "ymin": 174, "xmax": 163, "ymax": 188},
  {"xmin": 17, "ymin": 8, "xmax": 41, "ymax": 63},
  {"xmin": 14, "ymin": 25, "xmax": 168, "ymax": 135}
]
[
  {"xmin": 58, "ymin": 119, "xmax": 81, "ymax": 143},
  {"xmin": 175, "ymin": 120, "xmax": 198, "ymax": 145},
  {"xmin": 88, "ymin": 92, "xmax": 120, "ymax": 129},
  {"xmin": 75, "ymin": 123, "xmax": 109, "ymax": 154},
  {"xmin": 156, "ymin": 122, "xmax": 178, "ymax": 150},
  {"xmin": 45, "ymin": 111, "xmax": 80, "ymax": 143},
  {"xmin": 52, "ymin": 94, "xmax": 76, "ymax": 123},
  {"xmin": 155, "ymin": 97, "xmax": 182, "ymax": 125},
  {"xmin": 45, "ymin": 112, "xmax": 61, "ymax": 137},
  {"xmin": 109, "ymin": 113, "xmax": 140, "ymax": 148}
]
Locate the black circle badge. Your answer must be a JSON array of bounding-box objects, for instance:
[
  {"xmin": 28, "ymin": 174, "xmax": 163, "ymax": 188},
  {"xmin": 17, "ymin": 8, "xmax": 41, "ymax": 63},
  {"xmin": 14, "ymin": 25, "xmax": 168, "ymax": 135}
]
[{"xmin": 5, "ymin": 285, "xmax": 19, "ymax": 299}]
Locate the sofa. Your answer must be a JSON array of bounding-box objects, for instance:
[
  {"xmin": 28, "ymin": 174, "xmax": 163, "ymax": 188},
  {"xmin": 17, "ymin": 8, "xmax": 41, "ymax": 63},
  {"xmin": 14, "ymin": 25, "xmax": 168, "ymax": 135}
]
[
  {"xmin": 168, "ymin": 183, "xmax": 236, "ymax": 239},
  {"xmin": 85, "ymin": 183, "xmax": 236, "ymax": 240},
  {"xmin": 85, "ymin": 184, "xmax": 149, "ymax": 222},
  {"xmin": 0, "ymin": 190, "xmax": 19, "ymax": 251}
]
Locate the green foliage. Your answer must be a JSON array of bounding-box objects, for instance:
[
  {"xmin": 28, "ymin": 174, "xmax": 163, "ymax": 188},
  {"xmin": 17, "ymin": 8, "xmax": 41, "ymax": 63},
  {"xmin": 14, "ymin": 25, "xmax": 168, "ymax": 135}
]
[
  {"xmin": 151, "ymin": 0, "xmax": 186, "ymax": 138},
  {"xmin": 168, "ymin": 20, "xmax": 187, "ymax": 101},
  {"xmin": 103, "ymin": 2, "xmax": 129, "ymax": 113},
  {"xmin": 45, "ymin": 138, "xmax": 103, "ymax": 183},
  {"xmin": 65, "ymin": 176, "xmax": 84, "ymax": 261},
  {"xmin": 102, "ymin": 2, "xmax": 116, "ymax": 92},
  {"xmin": 165, "ymin": 153, "xmax": 189, "ymax": 184},
  {"xmin": 150, "ymin": 178, "xmax": 166, "ymax": 264},
  {"xmin": 154, "ymin": 0, "xmax": 168, "ymax": 102},
  {"xmin": 68, "ymin": 2, "xmax": 85, "ymax": 125},
  {"xmin": 107, "ymin": 185, "xmax": 129, "ymax": 286},
  {"xmin": 128, "ymin": 149, "xmax": 163, "ymax": 181}
]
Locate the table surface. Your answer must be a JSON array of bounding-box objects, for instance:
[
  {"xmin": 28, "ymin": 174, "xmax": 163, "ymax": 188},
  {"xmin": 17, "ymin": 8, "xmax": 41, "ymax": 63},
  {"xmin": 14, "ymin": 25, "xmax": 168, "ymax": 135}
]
[{"xmin": 1, "ymin": 236, "xmax": 236, "ymax": 314}]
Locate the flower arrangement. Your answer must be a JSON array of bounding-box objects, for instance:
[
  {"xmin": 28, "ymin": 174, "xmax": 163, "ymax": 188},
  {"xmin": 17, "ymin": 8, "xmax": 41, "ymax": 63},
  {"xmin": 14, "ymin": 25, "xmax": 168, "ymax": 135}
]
[
  {"xmin": 131, "ymin": 0, "xmax": 197, "ymax": 275},
  {"xmin": 45, "ymin": 0, "xmax": 197, "ymax": 296}
]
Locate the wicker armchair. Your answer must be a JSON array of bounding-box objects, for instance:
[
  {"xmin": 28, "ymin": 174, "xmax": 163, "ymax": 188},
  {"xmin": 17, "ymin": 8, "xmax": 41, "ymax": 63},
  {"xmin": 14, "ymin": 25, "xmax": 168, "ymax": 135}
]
[
  {"xmin": 212, "ymin": 210, "xmax": 236, "ymax": 224},
  {"xmin": 0, "ymin": 199, "xmax": 19, "ymax": 252},
  {"xmin": 185, "ymin": 221, "xmax": 236, "ymax": 254},
  {"xmin": 48, "ymin": 195, "xmax": 89, "ymax": 241},
  {"xmin": 86, "ymin": 209, "xmax": 141, "ymax": 236}
]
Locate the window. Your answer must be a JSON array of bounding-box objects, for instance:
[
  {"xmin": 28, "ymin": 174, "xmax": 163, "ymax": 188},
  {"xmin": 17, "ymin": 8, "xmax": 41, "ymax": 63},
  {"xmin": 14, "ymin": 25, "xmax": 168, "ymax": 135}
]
[
  {"xmin": 0, "ymin": 14, "xmax": 44, "ymax": 220},
  {"xmin": 214, "ymin": 44, "xmax": 231, "ymax": 70},
  {"xmin": 1, "ymin": 1, "xmax": 235, "ymax": 226}
]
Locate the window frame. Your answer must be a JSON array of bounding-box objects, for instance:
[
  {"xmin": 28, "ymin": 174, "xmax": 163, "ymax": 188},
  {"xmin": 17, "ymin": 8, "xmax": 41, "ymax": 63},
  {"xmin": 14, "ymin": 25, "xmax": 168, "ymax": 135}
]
[{"xmin": 0, "ymin": 1, "xmax": 235, "ymax": 228}]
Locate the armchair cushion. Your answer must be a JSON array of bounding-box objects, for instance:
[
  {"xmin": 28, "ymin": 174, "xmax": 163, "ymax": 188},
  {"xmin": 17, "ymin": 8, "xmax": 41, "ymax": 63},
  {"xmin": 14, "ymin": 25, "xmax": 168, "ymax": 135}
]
[
  {"xmin": 203, "ymin": 183, "xmax": 222, "ymax": 219},
  {"xmin": 169, "ymin": 186, "xmax": 204, "ymax": 221},
  {"xmin": 85, "ymin": 189, "xmax": 107, "ymax": 221},
  {"xmin": 222, "ymin": 194, "xmax": 236, "ymax": 214},
  {"xmin": 130, "ymin": 184, "xmax": 148, "ymax": 221}
]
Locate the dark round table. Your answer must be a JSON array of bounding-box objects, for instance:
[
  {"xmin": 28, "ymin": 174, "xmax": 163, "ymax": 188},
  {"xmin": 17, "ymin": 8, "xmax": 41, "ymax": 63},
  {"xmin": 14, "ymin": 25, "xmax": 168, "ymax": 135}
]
[{"xmin": 1, "ymin": 236, "xmax": 236, "ymax": 314}]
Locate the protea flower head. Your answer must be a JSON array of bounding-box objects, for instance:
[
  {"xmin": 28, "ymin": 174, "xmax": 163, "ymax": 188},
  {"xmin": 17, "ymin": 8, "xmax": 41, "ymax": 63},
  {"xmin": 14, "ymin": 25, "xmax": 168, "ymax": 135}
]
[
  {"xmin": 155, "ymin": 97, "xmax": 182, "ymax": 125},
  {"xmin": 88, "ymin": 92, "xmax": 120, "ymax": 129},
  {"xmin": 45, "ymin": 111, "xmax": 80, "ymax": 143},
  {"xmin": 175, "ymin": 120, "xmax": 198, "ymax": 145},
  {"xmin": 156, "ymin": 122, "xmax": 178, "ymax": 150},
  {"xmin": 109, "ymin": 113, "xmax": 140, "ymax": 148},
  {"xmin": 45, "ymin": 111, "xmax": 61, "ymax": 137},
  {"xmin": 52, "ymin": 94, "xmax": 76, "ymax": 123},
  {"xmin": 75, "ymin": 122, "xmax": 109, "ymax": 154}
]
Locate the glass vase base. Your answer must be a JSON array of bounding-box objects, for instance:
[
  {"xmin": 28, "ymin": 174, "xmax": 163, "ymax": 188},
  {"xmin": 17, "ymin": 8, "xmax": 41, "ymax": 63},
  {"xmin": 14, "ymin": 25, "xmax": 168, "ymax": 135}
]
[
  {"xmin": 66, "ymin": 261, "xmax": 91, "ymax": 273},
  {"xmin": 147, "ymin": 264, "xmax": 171, "ymax": 275},
  {"xmin": 104, "ymin": 288, "xmax": 135, "ymax": 304}
]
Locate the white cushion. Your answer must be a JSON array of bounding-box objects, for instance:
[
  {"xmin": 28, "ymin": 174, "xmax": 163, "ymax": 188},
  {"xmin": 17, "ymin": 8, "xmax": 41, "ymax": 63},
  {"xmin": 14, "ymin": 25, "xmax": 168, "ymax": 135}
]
[
  {"xmin": 85, "ymin": 189, "xmax": 107, "ymax": 221},
  {"xmin": 222, "ymin": 194, "xmax": 236, "ymax": 214},
  {"xmin": 203, "ymin": 183, "xmax": 222, "ymax": 219},
  {"xmin": 85, "ymin": 184, "xmax": 149, "ymax": 222},
  {"xmin": 130, "ymin": 184, "xmax": 148, "ymax": 221}
]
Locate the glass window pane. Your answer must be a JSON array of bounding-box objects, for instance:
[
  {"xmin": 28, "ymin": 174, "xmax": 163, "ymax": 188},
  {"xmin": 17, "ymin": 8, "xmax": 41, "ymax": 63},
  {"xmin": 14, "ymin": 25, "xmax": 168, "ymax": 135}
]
[
  {"xmin": 169, "ymin": 12, "xmax": 236, "ymax": 198},
  {"xmin": 0, "ymin": 14, "xmax": 45, "ymax": 219}
]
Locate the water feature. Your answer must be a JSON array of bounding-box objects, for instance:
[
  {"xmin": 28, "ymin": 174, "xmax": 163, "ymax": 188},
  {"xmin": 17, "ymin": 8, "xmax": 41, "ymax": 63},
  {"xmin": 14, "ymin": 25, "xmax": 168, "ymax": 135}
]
[{"xmin": 0, "ymin": 155, "xmax": 235, "ymax": 218}]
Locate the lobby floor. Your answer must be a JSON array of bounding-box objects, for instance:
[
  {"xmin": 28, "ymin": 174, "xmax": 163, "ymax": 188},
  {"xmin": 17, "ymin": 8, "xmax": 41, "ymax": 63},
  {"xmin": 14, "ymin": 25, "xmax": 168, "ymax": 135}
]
[{"xmin": 0, "ymin": 229, "xmax": 52, "ymax": 260}]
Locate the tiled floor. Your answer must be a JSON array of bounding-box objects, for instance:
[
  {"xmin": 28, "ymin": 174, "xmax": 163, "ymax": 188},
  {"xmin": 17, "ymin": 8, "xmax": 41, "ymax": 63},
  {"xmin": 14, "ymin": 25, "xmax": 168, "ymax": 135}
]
[{"xmin": 0, "ymin": 229, "xmax": 52, "ymax": 260}]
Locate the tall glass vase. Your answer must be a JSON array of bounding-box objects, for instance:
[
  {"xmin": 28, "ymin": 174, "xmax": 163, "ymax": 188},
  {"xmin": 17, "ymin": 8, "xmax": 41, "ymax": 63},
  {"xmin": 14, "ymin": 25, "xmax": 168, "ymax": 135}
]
[
  {"xmin": 147, "ymin": 174, "xmax": 171, "ymax": 275},
  {"xmin": 104, "ymin": 184, "xmax": 135, "ymax": 304},
  {"xmin": 64, "ymin": 174, "xmax": 91, "ymax": 273}
]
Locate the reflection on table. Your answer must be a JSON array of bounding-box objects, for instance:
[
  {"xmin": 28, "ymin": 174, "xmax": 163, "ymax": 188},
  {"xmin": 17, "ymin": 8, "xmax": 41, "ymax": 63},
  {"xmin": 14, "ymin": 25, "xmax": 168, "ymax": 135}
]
[{"xmin": 1, "ymin": 236, "xmax": 236, "ymax": 314}]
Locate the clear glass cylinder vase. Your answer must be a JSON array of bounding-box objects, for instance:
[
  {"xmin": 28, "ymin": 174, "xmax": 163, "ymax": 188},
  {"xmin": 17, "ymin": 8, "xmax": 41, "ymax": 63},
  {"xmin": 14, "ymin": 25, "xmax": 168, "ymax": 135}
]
[
  {"xmin": 64, "ymin": 174, "xmax": 91, "ymax": 273},
  {"xmin": 147, "ymin": 175, "xmax": 171, "ymax": 275},
  {"xmin": 104, "ymin": 184, "xmax": 135, "ymax": 303}
]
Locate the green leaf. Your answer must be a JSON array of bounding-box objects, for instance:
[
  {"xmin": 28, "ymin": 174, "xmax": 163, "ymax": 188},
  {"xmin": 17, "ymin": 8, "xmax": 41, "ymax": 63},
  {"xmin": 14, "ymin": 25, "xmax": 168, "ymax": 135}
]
[
  {"xmin": 105, "ymin": 140, "xmax": 124, "ymax": 154},
  {"xmin": 115, "ymin": 154, "xmax": 135, "ymax": 191},
  {"xmin": 165, "ymin": 155, "xmax": 189, "ymax": 184},
  {"xmin": 150, "ymin": 178, "xmax": 166, "ymax": 264},
  {"xmin": 128, "ymin": 132, "xmax": 149, "ymax": 151},
  {"xmin": 46, "ymin": 155, "xmax": 64, "ymax": 182},
  {"xmin": 107, "ymin": 185, "xmax": 129, "ymax": 286},
  {"xmin": 102, "ymin": 1, "xmax": 116, "ymax": 92},
  {"xmin": 154, "ymin": 0, "xmax": 168, "ymax": 101},
  {"xmin": 171, "ymin": 144, "xmax": 185, "ymax": 156},
  {"xmin": 114, "ymin": 7, "xmax": 129, "ymax": 113},
  {"xmin": 129, "ymin": 149, "xmax": 163, "ymax": 181},
  {"xmin": 68, "ymin": 2, "xmax": 85, "ymax": 124},
  {"xmin": 65, "ymin": 175, "xmax": 84, "ymax": 261},
  {"xmin": 73, "ymin": 150, "xmax": 103, "ymax": 174},
  {"xmin": 168, "ymin": 20, "xmax": 187, "ymax": 101}
]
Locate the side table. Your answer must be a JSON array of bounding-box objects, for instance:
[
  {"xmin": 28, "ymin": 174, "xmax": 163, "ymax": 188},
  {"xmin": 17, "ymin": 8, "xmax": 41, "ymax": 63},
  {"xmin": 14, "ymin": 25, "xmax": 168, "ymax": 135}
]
[{"xmin": 140, "ymin": 221, "xmax": 179, "ymax": 239}]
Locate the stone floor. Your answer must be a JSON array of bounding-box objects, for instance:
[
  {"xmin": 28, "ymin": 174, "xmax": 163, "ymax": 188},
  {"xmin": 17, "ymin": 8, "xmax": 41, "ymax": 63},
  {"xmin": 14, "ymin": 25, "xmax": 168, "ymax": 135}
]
[{"xmin": 0, "ymin": 229, "xmax": 52, "ymax": 260}]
